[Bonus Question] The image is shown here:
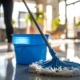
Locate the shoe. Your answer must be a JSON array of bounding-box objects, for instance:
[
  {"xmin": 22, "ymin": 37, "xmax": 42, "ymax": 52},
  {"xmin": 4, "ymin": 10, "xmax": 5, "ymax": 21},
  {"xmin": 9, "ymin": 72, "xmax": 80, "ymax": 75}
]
[
  {"xmin": 7, "ymin": 43, "xmax": 13, "ymax": 52},
  {"xmin": 7, "ymin": 48, "xmax": 13, "ymax": 52}
]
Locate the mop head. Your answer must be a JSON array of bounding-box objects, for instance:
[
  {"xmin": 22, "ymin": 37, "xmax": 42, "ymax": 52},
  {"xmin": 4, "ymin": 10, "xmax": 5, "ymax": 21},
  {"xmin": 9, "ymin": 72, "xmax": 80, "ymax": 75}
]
[{"xmin": 29, "ymin": 60, "xmax": 80, "ymax": 77}]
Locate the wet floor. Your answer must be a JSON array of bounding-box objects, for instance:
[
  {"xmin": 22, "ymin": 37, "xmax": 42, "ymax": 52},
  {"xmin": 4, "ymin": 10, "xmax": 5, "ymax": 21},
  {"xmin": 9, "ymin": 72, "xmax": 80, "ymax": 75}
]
[{"xmin": 0, "ymin": 40, "xmax": 80, "ymax": 80}]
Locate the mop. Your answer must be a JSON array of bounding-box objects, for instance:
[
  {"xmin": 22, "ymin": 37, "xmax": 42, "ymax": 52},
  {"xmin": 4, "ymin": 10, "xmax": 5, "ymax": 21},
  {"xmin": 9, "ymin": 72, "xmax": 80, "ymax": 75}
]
[{"xmin": 22, "ymin": 0, "xmax": 80, "ymax": 77}]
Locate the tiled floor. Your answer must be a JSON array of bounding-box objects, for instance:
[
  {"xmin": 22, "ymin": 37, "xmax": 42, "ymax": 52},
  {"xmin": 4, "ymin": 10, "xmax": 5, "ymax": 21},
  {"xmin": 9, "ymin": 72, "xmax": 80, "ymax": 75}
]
[{"xmin": 0, "ymin": 42, "xmax": 80, "ymax": 80}]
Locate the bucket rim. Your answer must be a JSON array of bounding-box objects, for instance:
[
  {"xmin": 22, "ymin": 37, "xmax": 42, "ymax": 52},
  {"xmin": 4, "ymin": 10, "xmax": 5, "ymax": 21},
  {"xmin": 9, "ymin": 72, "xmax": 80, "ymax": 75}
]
[{"xmin": 12, "ymin": 34, "xmax": 50, "ymax": 36}]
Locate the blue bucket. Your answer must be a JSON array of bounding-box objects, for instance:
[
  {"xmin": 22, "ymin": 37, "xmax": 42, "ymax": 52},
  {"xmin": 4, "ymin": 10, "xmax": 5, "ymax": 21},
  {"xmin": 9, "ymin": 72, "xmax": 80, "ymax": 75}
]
[{"xmin": 12, "ymin": 34, "xmax": 49, "ymax": 64}]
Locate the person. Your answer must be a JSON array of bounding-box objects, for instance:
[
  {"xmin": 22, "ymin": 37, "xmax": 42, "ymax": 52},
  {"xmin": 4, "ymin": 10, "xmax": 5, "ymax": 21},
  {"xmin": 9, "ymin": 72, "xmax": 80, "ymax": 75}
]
[{"xmin": 0, "ymin": 0, "xmax": 14, "ymax": 51}]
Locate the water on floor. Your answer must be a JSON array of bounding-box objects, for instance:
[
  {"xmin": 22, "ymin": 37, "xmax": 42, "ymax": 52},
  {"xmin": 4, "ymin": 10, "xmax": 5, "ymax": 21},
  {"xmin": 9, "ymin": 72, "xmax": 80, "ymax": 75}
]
[{"xmin": 0, "ymin": 39, "xmax": 80, "ymax": 80}]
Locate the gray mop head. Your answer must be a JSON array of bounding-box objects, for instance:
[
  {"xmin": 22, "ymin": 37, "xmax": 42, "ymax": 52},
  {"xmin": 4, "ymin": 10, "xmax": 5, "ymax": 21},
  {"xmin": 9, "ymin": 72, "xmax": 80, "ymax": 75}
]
[{"xmin": 29, "ymin": 61, "xmax": 80, "ymax": 77}]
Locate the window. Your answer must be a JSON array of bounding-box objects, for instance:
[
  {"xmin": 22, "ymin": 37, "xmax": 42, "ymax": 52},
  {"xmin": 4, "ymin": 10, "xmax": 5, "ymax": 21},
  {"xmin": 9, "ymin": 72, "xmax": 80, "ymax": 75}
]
[
  {"xmin": 59, "ymin": 1, "xmax": 65, "ymax": 24},
  {"xmin": 46, "ymin": 5, "xmax": 52, "ymax": 30},
  {"xmin": 67, "ymin": 0, "xmax": 79, "ymax": 4},
  {"xmin": 12, "ymin": 2, "xmax": 36, "ymax": 28}
]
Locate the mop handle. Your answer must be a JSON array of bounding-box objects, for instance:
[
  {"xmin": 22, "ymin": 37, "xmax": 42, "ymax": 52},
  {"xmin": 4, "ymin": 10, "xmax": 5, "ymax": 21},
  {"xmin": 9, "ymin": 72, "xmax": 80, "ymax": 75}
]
[{"xmin": 22, "ymin": 0, "xmax": 52, "ymax": 50}]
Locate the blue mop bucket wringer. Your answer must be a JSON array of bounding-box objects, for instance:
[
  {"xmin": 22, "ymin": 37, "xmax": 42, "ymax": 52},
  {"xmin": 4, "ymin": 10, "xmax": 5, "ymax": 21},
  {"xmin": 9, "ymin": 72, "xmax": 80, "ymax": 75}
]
[{"xmin": 12, "ymin": 34, "xmax": 49, "ymax": 64}]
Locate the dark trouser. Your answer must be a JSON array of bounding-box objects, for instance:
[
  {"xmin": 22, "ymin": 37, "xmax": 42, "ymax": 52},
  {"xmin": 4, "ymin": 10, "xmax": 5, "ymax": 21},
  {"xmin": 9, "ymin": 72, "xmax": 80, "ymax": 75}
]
[{"xmin": 0, "ymin": 0, "xmax": 14, "ymax": 43}]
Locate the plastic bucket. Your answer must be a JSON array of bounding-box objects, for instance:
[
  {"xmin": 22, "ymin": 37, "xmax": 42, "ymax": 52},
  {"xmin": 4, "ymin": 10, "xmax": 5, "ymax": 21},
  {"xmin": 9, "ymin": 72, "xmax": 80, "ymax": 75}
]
[{"xmin": 12, "ymin": 34, "xmax": 49, "ymax": 64}]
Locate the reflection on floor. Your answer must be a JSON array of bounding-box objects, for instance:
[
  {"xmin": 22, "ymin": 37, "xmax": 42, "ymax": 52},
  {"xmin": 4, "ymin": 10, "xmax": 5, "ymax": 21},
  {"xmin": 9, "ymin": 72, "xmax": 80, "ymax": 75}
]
[
  {"xmin": 0, "ymin": 42, "xmax": 15, "ymax": 80},
  {"xmin": 0, "ymin": 40, "xmax": 80, "ymax": 80}
]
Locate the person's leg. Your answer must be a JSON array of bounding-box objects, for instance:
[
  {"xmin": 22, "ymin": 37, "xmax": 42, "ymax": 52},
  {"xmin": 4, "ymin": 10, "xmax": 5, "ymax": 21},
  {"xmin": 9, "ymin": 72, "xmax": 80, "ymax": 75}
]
[
  {"xmin": 2, "ymin": 0, "xmax": 14, "ymax": 51},
  {"xmin": 0, "ymin": 0, "xmax": 1, "ymax": 5},
  {"xmin": 0, "ymin": 0, "xmax": 2, "ymax": 11}
]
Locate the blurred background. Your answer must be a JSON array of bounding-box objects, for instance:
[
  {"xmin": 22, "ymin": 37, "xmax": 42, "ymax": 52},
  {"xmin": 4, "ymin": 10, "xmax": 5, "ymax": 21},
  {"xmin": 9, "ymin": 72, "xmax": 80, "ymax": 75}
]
[
  {"xmin": 1, "ymin": 0, "xmax": 80, "ymax": 80},
  {"xmin": 0, "ymin": 0, "xmax": 80, "ymax": 60}
]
